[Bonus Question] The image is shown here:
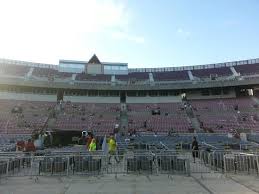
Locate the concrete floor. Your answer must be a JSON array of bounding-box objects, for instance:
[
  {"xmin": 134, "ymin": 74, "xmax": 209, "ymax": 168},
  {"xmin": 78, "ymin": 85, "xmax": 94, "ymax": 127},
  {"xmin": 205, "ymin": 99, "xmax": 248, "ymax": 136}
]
[{"xmin": 1, "ymin": 173, "xmax": 259, "ymax": 194}]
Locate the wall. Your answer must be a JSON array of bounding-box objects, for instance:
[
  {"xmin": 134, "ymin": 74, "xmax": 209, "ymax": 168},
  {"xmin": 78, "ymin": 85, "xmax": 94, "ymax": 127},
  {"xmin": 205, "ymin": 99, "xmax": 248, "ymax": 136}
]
[
  {"xmin": 103, "ymin": 64, "xmax": 128, "ymax": 75},
  {"xmin": 126, "ymin": 96, "xmax": 181, "ymax": 103},
  {"xmin": 87, "ymin": 64, "xmax": 103, "ymax": 74},
  {"xmin": 104, "ymin": 69, "xmax": 128, "ymax": 75},
  {"xmin": 186, "ymin": 90, "xmax": 236, "ymax": 100},
  {"xmin": 58, "ymin": 63, "xmax": 85, "ymax": 73},
  {"xmin": 63, "ymin": 96, "xmax": 120, "ymax": 103},
  {"xmin": 0, "ymin": 92, "xmax": 57, "ymax": 101}
]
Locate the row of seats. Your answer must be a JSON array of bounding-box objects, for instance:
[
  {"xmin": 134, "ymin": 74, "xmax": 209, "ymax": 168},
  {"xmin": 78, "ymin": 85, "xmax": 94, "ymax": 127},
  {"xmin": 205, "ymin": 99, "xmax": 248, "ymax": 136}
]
[
  {"xmin": 75, "ymin": 73, "xmax": 111, "ymax": 81},
  {"xmin": 54, "ymin": 102, "xmax": 120, "ymax": 134},
  {"xmin": 0, "ymin": 100, "xmax": 55, "ymax": 134},
  {"xmin": 128, "ymin": 133, "xmax": 242, "ymax": 150},
  {"xmin": 1, "ymin": 63, "xmax": 258, "ymax": 81},
  {"xmin": 190, "ymin": 97, "xmax": 259, "ymax": 132},
  {"xmin": 0, "ymin": 64, "xmax": 30, "ymax": 76},
  {"xmin": 127, "ymin": 103, "xmax": 192, "ymax": 133},
  {"xmin": 0, "ymin": 98, "xmax": 258, "ymax": 136},
  {"xmin": 32, "ymin": 67, "xmax": 73, "ymax": 79}
]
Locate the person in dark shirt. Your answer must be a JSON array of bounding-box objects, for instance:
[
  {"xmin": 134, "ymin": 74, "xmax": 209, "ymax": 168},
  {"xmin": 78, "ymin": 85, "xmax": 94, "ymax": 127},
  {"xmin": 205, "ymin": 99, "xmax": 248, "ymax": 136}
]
[{"xmin": 192, "ymin": 137, "xmax": 199, "ymax": 163}]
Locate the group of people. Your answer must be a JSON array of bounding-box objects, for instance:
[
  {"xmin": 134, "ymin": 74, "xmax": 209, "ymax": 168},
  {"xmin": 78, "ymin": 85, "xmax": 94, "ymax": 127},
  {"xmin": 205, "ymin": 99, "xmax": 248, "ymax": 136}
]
[
  {"xmin": 16, "ymin": 132, "xmax": 199, "ymax": 165},
  {"xmin": 85, "ymin": 132, "xmax": 120, "ymax": 164},
  {"xmin": 16, "ymin": 139, "xmax": 36, "ymax": 152}
]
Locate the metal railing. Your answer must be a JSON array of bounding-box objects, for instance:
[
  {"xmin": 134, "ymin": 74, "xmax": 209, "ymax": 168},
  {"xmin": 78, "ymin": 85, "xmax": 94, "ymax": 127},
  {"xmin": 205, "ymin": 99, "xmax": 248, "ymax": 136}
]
[
  {"xmin": 1, "ymin": 150, "xmax": 259, "ymax": 179},
  {"xmin": 224, "ymin": 153, "xmax": 259, "ymax": 175},
  {"xmin": 0, "ymin": 151, "xmax": 191, "ymax": 178}
]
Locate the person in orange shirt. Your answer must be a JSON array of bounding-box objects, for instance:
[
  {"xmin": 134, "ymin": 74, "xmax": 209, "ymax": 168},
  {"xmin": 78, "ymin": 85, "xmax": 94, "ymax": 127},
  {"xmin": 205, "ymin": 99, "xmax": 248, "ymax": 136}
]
[
  {"xmin": 16, "ymin": 140, "xmax": 25, "ymax": 151},
  {"xmin": 25, "ymin": 139, "xmax": 36, "ymax": 152}
]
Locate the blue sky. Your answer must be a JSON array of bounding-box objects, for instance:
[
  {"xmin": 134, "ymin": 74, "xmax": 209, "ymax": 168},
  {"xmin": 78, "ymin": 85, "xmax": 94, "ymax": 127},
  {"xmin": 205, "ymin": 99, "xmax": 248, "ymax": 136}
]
[{"xmin": 0, "ymin": 0, "xmax": 258, "ymax": 68}]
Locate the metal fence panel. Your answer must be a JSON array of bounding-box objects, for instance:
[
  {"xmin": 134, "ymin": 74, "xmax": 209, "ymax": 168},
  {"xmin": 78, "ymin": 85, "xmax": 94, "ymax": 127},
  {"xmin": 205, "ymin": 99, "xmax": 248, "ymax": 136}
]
[
  {"xmin": 224, "ymin": 153, "xmax": 259, "ymax": 175},
  {"xmin": 2, "ymin": 151, "xmax": 259, "ymax": 179}
]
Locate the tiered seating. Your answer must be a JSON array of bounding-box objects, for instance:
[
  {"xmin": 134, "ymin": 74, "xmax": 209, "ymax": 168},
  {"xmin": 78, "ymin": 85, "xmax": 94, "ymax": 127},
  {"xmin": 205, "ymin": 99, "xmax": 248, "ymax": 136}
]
[
  {"xmin": 247, "ymin": 134, "xmax": 259, "ymax": 143},
  {"xmin": 55, "ymin": 102, "xmax": 120, "ymax": 135},
  {"xmin": 116, "ymin": 72, "xmax": 149, "ymax": 81},
  {"xmin": 153, "ymin": 71, "xmax": 189, "ymax": 81},
  {"xmin": 191, "ymin": 67, "xmax": 232, "ymax": 78},
  {"xmin": 32, "ymin": 67, "xmax": 72, "ymax": 79},
  {"xmin": 129, "ymin": 133, "xmax": 241, "ymax": 151},
  {"xmin": 128, "ymin": 103, "xmax": 191, "ymax": 133},
  {"xmin": 234, "ymin": 63, "xmax": 259, "ymax": 76},
  {"xmin": 0, "ymin": 64, "xmax": 30, "ymax": 76},
  {"xmin": 75, "ymin": 73, "xmax": 111, "ymax": 81},
  {"xmin": 32, "ymin": 67, "xmax": 58, "ymax": 77},
  {"xmin": 17, "ymin": 101, "xmax": 55, "ymax": 128},
  {"xmin": 147, "ymin": 116, "xmax": 191, "ymax": 133},
  {"xmin": 191, "ymin": 98, "xmax": 259, "ymax": 132},
  {"xmin": 55, "ymin": 71, "xmax": 73, "ymax": 79},
  {"xmin": 0, "ymin": 134, "xmax": 31, "ymax": 151},
  {"xmin": 0, "ymin": 100, "xmax": 55, "ymax": 134}
]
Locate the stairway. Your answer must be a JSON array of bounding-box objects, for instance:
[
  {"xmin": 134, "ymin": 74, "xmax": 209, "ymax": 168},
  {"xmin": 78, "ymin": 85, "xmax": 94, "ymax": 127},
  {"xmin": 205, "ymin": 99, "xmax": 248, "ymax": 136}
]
[
  {"xmin": 190, "ymin": 117, "xmax": 202, "ymax": 132},
  {"xmin": 252, "ymin": 96, "xmax": 259, "ymax": 105},
  {"xmin": 119, "ymin": 103, "xmax": 128, "ymax": 135},
  {"xmin": 5, "ymin": 120, "xmax": 9, "ymax": 134},
  {"xmin": 184, "ymin": 102, "xmax": 203, "ymax": 132},
  {"xmin": 47, "ymin": 118, "xmax": 56, "ymax": 128}
]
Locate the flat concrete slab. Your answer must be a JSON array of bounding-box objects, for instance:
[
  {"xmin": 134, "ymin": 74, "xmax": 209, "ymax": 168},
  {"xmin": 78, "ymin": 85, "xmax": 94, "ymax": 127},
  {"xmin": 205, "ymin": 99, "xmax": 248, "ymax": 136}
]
[{"xmin": 1, "ymin": 173, "xmax": 259, "ymax": 194}]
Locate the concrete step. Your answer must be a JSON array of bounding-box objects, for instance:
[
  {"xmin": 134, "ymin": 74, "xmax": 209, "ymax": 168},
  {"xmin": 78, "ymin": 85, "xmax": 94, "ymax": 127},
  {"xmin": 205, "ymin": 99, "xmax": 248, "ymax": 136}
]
[{"xmin": 190, "ymin": 117, "xmax": 203, "ymax": 132}]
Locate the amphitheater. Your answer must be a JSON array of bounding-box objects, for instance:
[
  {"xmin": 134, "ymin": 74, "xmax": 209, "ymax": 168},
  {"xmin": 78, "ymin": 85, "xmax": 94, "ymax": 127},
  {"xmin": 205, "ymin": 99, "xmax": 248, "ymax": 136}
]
[{"xmin": 1, "ymin": 55, "xmax": 259, "ymax": 194}]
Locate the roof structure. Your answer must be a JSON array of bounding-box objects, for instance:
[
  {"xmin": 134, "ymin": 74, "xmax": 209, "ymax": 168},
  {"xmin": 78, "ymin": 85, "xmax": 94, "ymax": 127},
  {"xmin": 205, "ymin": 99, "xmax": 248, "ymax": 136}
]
[{"xmin": 88, "ymin": 54, "xmax": 101, "ymax": 64}]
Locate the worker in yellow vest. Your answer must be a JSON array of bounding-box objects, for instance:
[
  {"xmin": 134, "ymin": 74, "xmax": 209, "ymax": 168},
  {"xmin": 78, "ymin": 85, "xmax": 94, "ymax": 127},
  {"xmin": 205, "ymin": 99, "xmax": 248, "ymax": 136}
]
[
  {"xmin": 108, "ymin": 135, "xmax": 119, "ymax": 164},
  {"xmin": 88, "ymin": 138, "xmax": 96, "ymax": 152}
]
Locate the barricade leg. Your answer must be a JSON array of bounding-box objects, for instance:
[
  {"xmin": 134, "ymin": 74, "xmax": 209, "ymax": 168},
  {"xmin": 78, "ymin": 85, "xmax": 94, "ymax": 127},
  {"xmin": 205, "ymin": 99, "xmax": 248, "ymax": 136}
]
[{"xmin": 185, "ymin": 159, "xmax": 190, "ymax": 177}]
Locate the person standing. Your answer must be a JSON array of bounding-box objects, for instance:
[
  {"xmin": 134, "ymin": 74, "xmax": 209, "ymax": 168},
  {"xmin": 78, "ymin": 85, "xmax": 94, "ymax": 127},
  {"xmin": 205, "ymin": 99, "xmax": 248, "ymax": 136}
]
[
  {"xmin": 24, "ymin": 139, "xmax": 36, "ymax": 167},
  {"xmin": 108, "ymin": 135, "xmax": 119, "ymax": 164},
  {"xmin": 88, "ymin": 138, "xmax": 96, "ymax": 152},
  {"xmin": 25, "ymin": 139, "xmax": 36, "ymax": 152},
  {"xmin": 192, "ymin": 137, "xmax": 199, "ymax": 163},
  {"xmin": 86, "ymin": 132, "xmax": 93, "ymax": 149}
]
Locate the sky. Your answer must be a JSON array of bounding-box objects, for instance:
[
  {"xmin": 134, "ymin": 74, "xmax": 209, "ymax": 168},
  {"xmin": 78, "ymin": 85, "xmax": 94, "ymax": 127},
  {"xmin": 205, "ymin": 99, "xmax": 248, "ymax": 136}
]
[{"xmin": 0, "ymin": 0, "xmax": 259, "ymax": 68}]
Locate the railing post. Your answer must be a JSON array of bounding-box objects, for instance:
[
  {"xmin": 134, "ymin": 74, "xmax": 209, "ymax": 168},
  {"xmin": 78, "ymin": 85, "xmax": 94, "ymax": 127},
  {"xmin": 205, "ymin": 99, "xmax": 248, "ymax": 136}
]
[
  {"xmin": 30, "ymin": 154, "xmax": 33, "ymax": 178},
  {"xmin": 6, "ymin": 159, "xmax": 9, "ymax": 177},
  {"xmin": 223, "ymin": 154, "xmax": 227, "ymax": 176},
  {"xmin": 212, "ymin": 152, "xmax": 215, "ymax": 171},
  {"xmin": 67, "ymin": 156, "xmax": 70, "ymax": 176},
  {"xmin": 208, "ymin": 152, "xmax": 212, "ymax": 169},
  {"xmin": 256, "ymin": 156, "xmax": 259, "ymax": 176},
  {"xmin": 185, "ymin": 158, "xmax": 190, "ymax": 177},
  {"xmin": 122, "ymin": 153, "xmax": 126, "ymax": 174},
  {"xmin": 50, "ymin": 158, "xmax": 53, "ymax": 175},
  {"xmin": 155, "ymin": 155, "xmax": 159, "ymax": 175}
]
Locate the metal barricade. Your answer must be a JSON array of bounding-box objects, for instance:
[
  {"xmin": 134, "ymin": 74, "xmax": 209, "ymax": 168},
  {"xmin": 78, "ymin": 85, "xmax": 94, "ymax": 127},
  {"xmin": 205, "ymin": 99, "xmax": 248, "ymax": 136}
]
[
  {"xmin": 206, "ymin": 151, "xmax": 225, "ymax": 173},
  {"xmin": 39, "ymin": 156, "xmax": 68, "ymax": 176},
  {"xmin": 125, "ymin": 152, "xmax": 154, "ymax": 174},
  {"xmin": 156, "ymin": 153, "xmax": 189, "ymax": 175},
  {"xmin": 0, "ymin": 160, "xmax": 8, "ymax": 179},
  {"xmin": 71, "ymin": 154, "xmax": 103, "ymax": 176},
  {"xmin": 2, "ymin": 150, "xmax": 259, "ymax": 178},
  {"xmin": 224, "ymin": 153, "xmax": 259, "ymax": 175}
]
